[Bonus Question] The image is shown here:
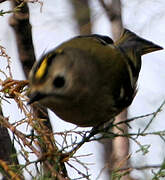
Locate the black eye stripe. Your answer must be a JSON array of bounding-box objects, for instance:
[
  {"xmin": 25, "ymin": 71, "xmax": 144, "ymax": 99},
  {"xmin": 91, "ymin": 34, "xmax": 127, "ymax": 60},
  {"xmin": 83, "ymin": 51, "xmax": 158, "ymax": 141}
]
[
  {"xmin": 34, "ymin": 54, "xmax": 56, "ymax": 81},
  {"xmin": 47, "ymin": 53, "xmax": 57, "ymax": 66},
  {"xmin": 33, "ymin": 49, "xmax": 63, "ymax": 82},
  {"xmin": 33, "ymin": 53, "xmax": 56, "ymax": 78}
]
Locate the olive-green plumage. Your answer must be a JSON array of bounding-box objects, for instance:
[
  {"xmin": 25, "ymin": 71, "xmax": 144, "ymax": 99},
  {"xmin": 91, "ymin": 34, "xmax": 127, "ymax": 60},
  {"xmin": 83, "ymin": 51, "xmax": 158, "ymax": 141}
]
[{"xmin": 28, "ymin": 29, "xmax": 163, "ymax": 127}]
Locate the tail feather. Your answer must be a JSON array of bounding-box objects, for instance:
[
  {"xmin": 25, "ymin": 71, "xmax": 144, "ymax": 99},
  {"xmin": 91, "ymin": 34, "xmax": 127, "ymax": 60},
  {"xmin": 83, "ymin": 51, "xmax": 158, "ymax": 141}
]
[{"xmin": 115, "ymin": 29, "xmax": 163, "ymax": 55}]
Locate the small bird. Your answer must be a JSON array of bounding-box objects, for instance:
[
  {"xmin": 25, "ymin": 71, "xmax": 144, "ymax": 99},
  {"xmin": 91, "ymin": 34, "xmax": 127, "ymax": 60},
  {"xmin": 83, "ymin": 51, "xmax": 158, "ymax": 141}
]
[{"xmin": 28, "ymin": 29, "xmax": 163, "ymax": 127}]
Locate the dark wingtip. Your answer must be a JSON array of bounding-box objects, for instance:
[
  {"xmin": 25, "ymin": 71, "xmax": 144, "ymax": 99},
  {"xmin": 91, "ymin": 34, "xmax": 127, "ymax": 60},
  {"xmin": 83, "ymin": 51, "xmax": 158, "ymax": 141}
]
[
  {"xmin": 142, "ymin": 43, "xmax": 163, "ymax": 55},
  {"xmin": 115, "ymin": 28, "xmax": 164, "ymax": 55}
]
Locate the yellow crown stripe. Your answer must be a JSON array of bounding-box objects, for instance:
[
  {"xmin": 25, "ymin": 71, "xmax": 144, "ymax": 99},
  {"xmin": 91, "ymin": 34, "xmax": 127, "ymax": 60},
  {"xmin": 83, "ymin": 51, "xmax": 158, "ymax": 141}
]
[{"xmin": 35, "ymin": 58, "xmax": 48, "ymax": 79}]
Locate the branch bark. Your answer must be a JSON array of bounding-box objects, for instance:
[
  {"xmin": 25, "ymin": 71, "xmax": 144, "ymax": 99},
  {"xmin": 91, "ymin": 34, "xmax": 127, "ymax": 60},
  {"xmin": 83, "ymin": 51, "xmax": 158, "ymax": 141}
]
[
  {"xmin": 99, "ymin": 0, "xmax": 123, "ymax": 40},
  {"xmin": 0, "ymin": 106, "xmax": 20, "ymax": 180},
  {"xmin": 8, "ymin": 1, "xmax": 68, "ymax": 178},
  {"xmin": 70, "ymin": 0, "xmax": 91, "ymax": 34},
  {"xmin": 9, "ymin": 0, "xmax": 52, "ymax": 131}
]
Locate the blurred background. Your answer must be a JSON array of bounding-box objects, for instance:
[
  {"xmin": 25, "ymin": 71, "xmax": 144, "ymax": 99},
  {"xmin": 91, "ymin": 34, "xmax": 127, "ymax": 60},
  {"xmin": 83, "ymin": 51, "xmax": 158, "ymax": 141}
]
[{"xmin": 0, "ymin": 0, "xmax": 165, "ymax": 179}]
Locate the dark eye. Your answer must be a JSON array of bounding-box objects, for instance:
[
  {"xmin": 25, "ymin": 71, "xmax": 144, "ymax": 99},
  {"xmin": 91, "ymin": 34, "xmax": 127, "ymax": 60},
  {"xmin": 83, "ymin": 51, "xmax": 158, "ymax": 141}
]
[{"xmin": 53, "ymin": 76, "xmax": 65, "ymax": 88}]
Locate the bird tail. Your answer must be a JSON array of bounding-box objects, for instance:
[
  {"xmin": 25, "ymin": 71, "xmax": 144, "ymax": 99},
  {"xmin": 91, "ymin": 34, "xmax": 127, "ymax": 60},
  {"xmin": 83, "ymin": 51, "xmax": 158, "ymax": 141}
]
[{"xmin": 115, "ymin": 29, "xmax": 163, "ymax": 55}]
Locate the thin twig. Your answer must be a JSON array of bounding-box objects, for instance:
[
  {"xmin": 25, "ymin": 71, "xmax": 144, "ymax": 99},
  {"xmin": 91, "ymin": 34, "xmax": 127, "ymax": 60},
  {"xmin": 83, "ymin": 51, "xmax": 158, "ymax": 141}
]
[
  {"xmin": 114, "ymin": 112, "xmax": 155, "ymax": 126},
  {"xmin": 0, "ymin": 115, "xmax": 40, "ymax": 157},
  {"xmin": 67, "ymin": 162, "xmax": 91, "ymax": 180},
  {"xmin": 120, "ymin": 164, "xmax": 163, "ymax": 171},
  {"xmin": 142, "ymin": 99, "xmax": 165, "ymax": 133}
]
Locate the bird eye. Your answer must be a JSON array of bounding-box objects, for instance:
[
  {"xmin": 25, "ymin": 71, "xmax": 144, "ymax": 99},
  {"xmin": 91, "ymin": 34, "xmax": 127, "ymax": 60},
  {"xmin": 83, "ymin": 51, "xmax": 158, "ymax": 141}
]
[{"xmin": 53, "ymin": 75, "xmax": 65, "ymax": 88}]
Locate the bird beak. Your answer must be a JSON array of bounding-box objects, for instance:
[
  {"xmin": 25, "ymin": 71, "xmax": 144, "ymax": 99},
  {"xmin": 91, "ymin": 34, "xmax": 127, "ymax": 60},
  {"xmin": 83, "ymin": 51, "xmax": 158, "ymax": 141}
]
[{"xmin": 28, "ymin": 91, "xmax": 46, "ymax": 105}]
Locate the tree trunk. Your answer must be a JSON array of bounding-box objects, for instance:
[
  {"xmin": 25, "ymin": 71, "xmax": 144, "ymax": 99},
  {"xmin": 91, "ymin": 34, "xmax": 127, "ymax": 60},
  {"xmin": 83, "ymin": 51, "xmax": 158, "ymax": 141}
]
[
  {"xmin": 70, "ymin": 0, "xmax": 91, "ymax": 34},
  {"xmin": 99, "ymin": 1, "xmax": 134, "ymax": 179}
]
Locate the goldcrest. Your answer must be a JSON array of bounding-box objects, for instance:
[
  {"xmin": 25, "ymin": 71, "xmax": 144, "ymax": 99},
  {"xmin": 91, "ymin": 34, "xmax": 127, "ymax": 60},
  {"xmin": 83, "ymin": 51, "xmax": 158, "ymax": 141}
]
[{"xmin": 28, "ymin": 29, "xmax": 163, "ymax": 127}]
